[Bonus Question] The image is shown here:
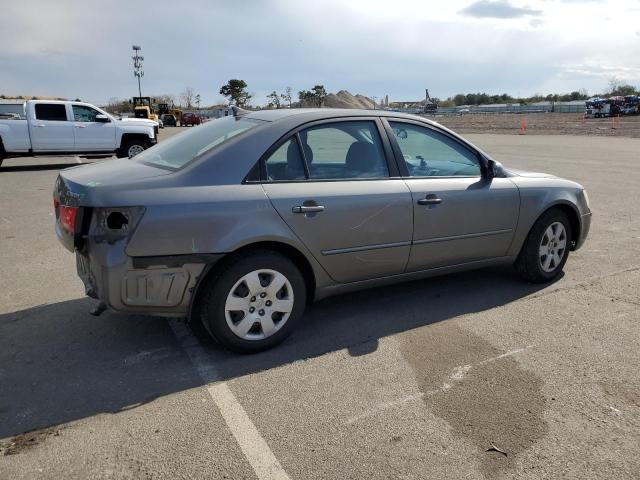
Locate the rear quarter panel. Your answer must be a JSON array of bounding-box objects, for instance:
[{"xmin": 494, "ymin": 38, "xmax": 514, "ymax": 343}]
[{"xmin": 124, "ymin": 183, "xmax": 333, "ymax": 288}]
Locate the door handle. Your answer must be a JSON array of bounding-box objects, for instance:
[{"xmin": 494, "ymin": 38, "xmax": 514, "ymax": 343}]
[
  {"xmin": 292, "ymin": 205, "xmax": 325, "ymax": 214},
  {"xmin": 34, "ymin": 123, "xmax": 45, "ymax": 127},
  {"xmin": 74, "ymin": 124, "xmax": 87, "ymax": 128},
  {"xmin": 417, "ymin": 194, "xmax": 443, "ymax": 205}
]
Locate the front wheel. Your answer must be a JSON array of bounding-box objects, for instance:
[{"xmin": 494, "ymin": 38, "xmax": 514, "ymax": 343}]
[
  {"xmin": 199, "ymin": 251, "xmax": 307, "ymax": 353},
  {"xmin": 117, "ymin": 139, "xmax": 149, "ymax": 158},
  {"xmin": 515, "ymin": 208, "xmax": 572, "ymax": 283}
]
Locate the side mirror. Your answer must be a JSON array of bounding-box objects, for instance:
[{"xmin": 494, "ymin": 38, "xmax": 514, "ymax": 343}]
[
  {"xmin": 485, "ymin": 159, "xmax": 496, "ymax": 180},
  {"xmin": 95, "ymin": 114, "xmax": 110, "ymax": 123}
]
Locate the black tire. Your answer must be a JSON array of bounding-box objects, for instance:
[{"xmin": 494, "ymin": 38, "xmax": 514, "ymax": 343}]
[
  {"xmin": 199, "ymin": 250, "xmax": 307, "ymax": 353},
  {"xmin": 117, "ymin": 139, "xmax": 149, "ymax": 158},
  {"xmin": 515, "ymin": 208, "xmax": 572, "ymax": 283}
]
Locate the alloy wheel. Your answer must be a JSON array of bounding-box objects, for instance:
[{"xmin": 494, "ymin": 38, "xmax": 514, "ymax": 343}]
[{"xmin": 539, "ymin": 221, "xmax": 567, "ymax": 272}]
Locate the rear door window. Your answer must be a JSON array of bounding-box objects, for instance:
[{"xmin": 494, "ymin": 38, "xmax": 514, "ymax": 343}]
[
  {"xmin": 299, "ymin": 121, "xmax": 389, "ymax": 180},
  {"xmin": 35, "ymin": 104, "xmax": 68, "ymax": 121},
  {"xmin": 265, "ymin": 137, "xmax": 306, "ymax": 181}
]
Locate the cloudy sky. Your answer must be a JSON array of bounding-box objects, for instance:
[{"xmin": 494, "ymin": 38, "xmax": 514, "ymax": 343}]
[{"xmin": 1, "ymin": 0, "xmax": 639, "ymax": 106}]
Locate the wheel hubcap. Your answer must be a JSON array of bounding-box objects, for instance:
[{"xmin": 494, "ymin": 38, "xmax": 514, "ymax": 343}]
[
  {"xmin": 539, "ymin": 222, "xmax": 567, "ymax": 273},
  {"xmin": 128, "ymin": 144, "xmax": 145, "ymax": 158},
  {"xmin": 224, "ymin": 269, "xmax": 294, "ymax": 341}
]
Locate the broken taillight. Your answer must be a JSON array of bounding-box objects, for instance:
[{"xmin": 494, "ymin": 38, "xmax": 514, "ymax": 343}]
[{"xmin": 59, "ymin": 205, "xmax": 79, "ymax": 233}]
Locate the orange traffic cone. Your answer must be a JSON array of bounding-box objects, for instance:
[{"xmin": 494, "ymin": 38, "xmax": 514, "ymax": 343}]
[{"xmin": 519, "ymin": 116, "xmax": 527, "ymax": 135}]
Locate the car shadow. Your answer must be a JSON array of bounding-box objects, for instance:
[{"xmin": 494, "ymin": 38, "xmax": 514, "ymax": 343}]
[
  {"xmin": 200, "ymin": 266, "xmax": 558, "ymax": 378},
  {"xmin": 0, "ymin": 265, "xmax": 556, "ymax": 439}
]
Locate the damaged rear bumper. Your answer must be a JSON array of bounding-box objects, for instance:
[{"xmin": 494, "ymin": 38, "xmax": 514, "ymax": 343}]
[{"xmin": 77, "ymin": 239, "xmax": 219, "ymax": 317}]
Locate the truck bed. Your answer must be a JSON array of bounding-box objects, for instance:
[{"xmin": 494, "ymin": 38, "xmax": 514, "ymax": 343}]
[{"xmin": 0, "ymin": 118, "xmax": 31, "ymax": 152}]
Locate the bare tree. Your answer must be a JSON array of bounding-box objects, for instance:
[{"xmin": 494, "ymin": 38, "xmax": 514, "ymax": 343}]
[
  {"xmin": 181, "ymin": 87, "xmax": 196, "ymax": 109},
  {"xmin": 608, "ymin": 77, "xmax": 637, "ymax": 96},
  {"xmin": 154, "ymin": 94, "xmax": 176, "ymax": 106}
]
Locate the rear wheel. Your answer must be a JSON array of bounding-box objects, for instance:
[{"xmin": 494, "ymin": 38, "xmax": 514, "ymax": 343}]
[
  {"xmin": 515, "ymin": 208, "xmax": 572, "ymax": 283},
  {"xmin": 200, "ymin": 251, "xmax": 306, "ymax": 353}
]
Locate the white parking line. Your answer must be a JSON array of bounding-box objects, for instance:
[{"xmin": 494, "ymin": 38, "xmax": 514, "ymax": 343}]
[{"xmin": 169, "ymin": 319, "xmax": 291, "ymax": 480}]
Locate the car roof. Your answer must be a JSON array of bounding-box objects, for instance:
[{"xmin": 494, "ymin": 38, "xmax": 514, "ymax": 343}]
[{"xmin": 245, "ymin": 108, "xmax": 440, "ymax": 126}]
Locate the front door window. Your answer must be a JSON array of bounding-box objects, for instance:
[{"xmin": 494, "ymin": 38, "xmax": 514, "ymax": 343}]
[{"xmin": 389, "ymin": 122, "xmax": 481, "ymax": 178}]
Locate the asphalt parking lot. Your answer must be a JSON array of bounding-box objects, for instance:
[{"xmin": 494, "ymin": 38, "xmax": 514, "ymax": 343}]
[{"xmin": 1, "ymin": 128, "xmax": 639, "ymax": 479}]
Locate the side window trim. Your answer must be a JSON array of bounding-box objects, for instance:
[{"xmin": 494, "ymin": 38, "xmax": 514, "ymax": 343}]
[
  {"xmin": 381, "ymin": 117, "xmax": 485, "ymax": 178},
  {"xmin": 374, "ymin": 117, "xmax": 400, "ymax": 177},
  {"xmin": 295, "ymin": 132, "xmax": 310, "ymax": 179}
]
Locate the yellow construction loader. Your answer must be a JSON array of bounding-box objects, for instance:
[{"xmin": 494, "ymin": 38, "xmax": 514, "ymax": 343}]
[{"xmin": 132, "ymin": 97, "xmax": 159, "ymax": 122}]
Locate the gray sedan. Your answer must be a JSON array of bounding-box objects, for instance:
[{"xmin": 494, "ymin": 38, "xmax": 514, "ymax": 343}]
[{"xmin": 54, "ymin": 108, "xmax": 591, "ymax": 352}]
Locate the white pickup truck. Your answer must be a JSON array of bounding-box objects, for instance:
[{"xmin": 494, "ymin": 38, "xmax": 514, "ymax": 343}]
[{"xmin": 0, "ymin": 100, "xmax": 158, "ymax": 166}]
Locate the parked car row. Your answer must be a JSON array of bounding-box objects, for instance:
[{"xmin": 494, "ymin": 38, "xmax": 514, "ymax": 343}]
[
  {"xmin": 585, "ymin": 95, "xmax": 640, "ymax": 118},
  {"xmin": 159, "ymin": 112, "xmax": 208, "ymax": 127}
]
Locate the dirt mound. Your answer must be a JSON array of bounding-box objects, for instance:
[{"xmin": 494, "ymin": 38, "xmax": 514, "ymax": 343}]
[{"xmin": 324, "ymin": 90, "xmax": 374, "ymax": 109}]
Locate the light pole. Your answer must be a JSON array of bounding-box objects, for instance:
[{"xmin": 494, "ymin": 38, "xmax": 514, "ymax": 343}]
[{"xmin": 132, "ymin": 45, "xmax": 144, "ymax": 98}]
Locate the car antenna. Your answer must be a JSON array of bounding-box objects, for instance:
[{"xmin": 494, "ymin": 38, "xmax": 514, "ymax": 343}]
[{"xmin": 231, "ymin": 105, "xmax": 249, "ymax": 117}]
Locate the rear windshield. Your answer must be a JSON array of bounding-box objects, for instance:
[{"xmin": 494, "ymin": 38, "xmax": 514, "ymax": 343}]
[{"xmin": 135, "ymin": 116, "xmax": 265, "ymax": 170}]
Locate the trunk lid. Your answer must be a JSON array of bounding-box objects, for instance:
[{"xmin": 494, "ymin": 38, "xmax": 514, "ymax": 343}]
[
  {"xmin": 53, "ymin": 159, "xmax": 169, "ymax": 251},
  {"xmin": 58, "ymin": 158, "xmax": 170, "ymax": 193}
]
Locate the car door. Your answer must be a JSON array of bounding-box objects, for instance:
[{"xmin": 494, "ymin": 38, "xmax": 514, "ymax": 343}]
[
  {"xmin": 385, "ymin": 119, "xmax": 519, "ymax": 272},
  {"xmin": 71, "ymin": 104, "xmax": 116, "ymax": 151},
  {"xmin": 261, "ymin": 118, "xmax": 413, "ymax": 283},
  {"xmin": 29, "ymin": 103, "xmax": 74, "ymax": 151}
]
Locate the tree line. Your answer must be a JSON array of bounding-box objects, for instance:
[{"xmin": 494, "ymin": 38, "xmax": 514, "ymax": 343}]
[
  {"xmin": 46, "ymin": 76, "xmax": 639, "ymax": 114},
  {"xmin": 103, "ymin": 87, "xmax": 202, "ymax": 114},
  {"xmin": 218, "ymin": 78, "xmax": 639, "ymax": 109},
  {"xmin": 219, "ymin": 80, "xmax": 328, "ymax": 108},
  {"xmin": 435, "ymin": 80, "xmax": 638, "ymax": 107},
  {"xmin": 438, "ymin": 91, "xmax": 591, "ymax": 107}
]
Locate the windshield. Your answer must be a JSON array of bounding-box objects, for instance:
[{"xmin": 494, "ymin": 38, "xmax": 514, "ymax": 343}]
[{"xmin": 134, "ymin": 116, "xmax": 266, "ymax": 170}]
